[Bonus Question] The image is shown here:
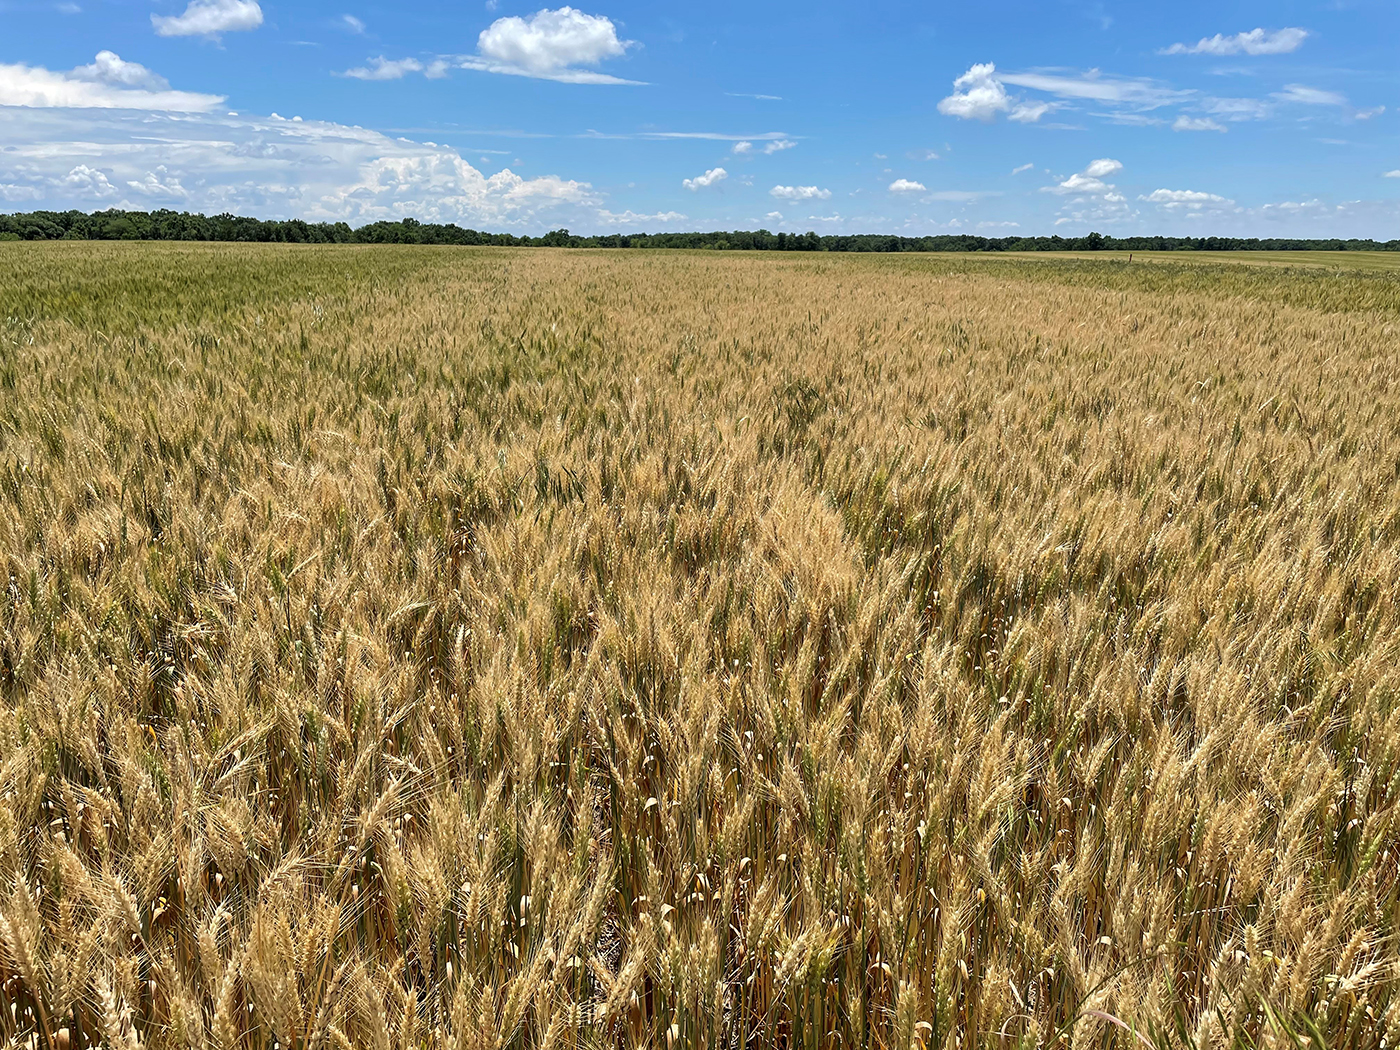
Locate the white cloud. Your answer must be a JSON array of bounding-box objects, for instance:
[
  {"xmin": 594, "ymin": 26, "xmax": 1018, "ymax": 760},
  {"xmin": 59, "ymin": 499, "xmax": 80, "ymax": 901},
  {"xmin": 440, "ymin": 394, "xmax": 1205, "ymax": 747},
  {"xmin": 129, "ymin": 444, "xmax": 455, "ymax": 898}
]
[
  {"xmin": 641, "ymin": 131, "xmax": 789, "ymax": 142},
  {"xmin": 1044, "ymin": 158, "xmax": 1122, "ymax": 196},
  {"xmin": 1009, "ymin": 100, "xmax": 1053, "ymax": 123},
  {"xmin": 765, "ymin": 211, "xmax": 782, "ymax": 220},
  {"xmin": 71, "ymin": 51, "xmax": 170, "ymax": 90},
  {"xmin": 0, "ymin": 103, "xmax": 609, "ymax": 229},
  {"xmin": 1356, "ymin": 106, "xmax": 1385, "ymax": 121},
  {"xmin": 126, "ymin": 164, "xmax": 189, "ymax": 199},
  {"xmin": 682, "ymin": 167, "xmax": 727, "ymax": 191},
  {"xmin": 341, "ymin": 14, "xmax": 366, "ymax": 34},
  {"xmin": 1274, "ymin": 84, "xmax": 1347, "ymax": 107},
  {"xmin": 998, "ymin": 70, "xmax": 1187, "ymax": 109},
  {"xmin": 596, "ymin": 209, "xmax": 686, "ymax": 227},
  {"xmin": 731, "ymin": 137, "xmax": 793, "ymax": 156},
  {"xmin": 1141, "ymin": 189, "xmax": 1232, "ymax": 204},
  {"xmin": 0, "ymin": 54, "xmax": 223, "ymax": 111},
  {"xmin": 1048, "ymin": 172, "xmax": 1111, "ymax": 195},
  {"xmin": 1163, "ymin": 28, "xmax": 1308, "ymax": 56},
  {"xmin": 770, "ymin": 185, "xmax": 831, "ymax": 200},
  {"xmin": 926, "ymin": 190, "xmax": 994, "ymax": 202},
  {"xmin": 889, "ymin": 178, "xmax": 925, "ymax": 193},
  {"xmin": 462, "ymin": 7, "xmax": 638, "ymax": 84},
  {"xmin": 1386, "ymin": 171, "xmax": 1400, "ymax": 179},
  {"xmin": 340, "ymin": 57, "xmax": 426, "ymax": 80},
  {"xmin": 152, "ymin": 0, "xmax": 263, "ymax": 38},
  {"xmin": 938, "ymin": 63, "xmax": 1011, "ymax": 122},
  {"xmin": 57, "ymin": 164, "xmax": 118, "ymax": 199},
  {"xmin": 1174, "ymin": 115, "xmax": 1227, "ymax": 132},
  {"xmin": 978, "ymin": 221, "xmax": 1020, "ymax": 229},
  {"xmin": 939, "ymin": 63, "xmax": 1183, "ymax": 124},
  {"xmin": 1201, "ymin": 97, "xmax": 1272, "ymax": 122},
  {"xmin": 1011, "ymin": 162, "xmax": 1034, "ymax": 175}
]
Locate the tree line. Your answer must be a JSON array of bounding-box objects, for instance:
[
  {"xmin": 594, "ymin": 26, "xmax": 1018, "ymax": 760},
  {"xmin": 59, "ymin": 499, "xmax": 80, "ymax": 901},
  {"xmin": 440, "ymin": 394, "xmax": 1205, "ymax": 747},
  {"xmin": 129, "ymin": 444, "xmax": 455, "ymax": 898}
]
[{"xmin": 2, "ymin": 208, "xmax": 1396, "ymax": 253}]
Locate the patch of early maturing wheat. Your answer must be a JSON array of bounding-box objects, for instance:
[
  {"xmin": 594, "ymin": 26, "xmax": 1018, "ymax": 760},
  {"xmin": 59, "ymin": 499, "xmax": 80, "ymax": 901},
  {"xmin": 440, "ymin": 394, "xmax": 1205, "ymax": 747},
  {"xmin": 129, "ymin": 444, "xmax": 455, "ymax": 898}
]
[{"xmin": 0, "ymin": 242, "xmax": 1398, "ymax": 1048}]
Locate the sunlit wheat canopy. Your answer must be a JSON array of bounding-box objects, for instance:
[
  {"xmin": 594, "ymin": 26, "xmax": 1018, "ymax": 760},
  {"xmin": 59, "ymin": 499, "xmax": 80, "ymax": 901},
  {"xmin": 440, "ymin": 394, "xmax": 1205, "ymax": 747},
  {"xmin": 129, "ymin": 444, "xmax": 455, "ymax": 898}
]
[{"xmin": 2, "ymin": 244, "xmax": 1400, "ymax": 1048}]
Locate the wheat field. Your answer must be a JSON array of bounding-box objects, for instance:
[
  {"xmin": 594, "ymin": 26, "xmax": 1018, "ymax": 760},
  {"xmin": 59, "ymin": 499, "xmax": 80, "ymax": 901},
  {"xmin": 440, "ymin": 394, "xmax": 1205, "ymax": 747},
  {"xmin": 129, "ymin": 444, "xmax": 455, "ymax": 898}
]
[{"xmin": 2, "ymin": 243, "xmax": 1399, "ymax": 1049}]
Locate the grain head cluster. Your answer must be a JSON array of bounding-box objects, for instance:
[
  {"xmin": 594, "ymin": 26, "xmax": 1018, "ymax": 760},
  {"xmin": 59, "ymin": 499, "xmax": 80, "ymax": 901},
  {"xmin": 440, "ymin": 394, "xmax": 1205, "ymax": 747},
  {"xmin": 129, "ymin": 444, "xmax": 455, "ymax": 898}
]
[{"xmin": 0, "ymin": 243, "xmax": 1399, "ymax": 1049}]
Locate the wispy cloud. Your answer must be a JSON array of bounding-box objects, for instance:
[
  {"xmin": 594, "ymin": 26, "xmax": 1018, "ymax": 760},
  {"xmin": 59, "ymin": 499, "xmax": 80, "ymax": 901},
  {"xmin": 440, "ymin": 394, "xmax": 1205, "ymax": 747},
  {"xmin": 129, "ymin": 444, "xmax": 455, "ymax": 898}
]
[
  {"xmin": 340, "ymin": 57, "xmax": 430, "ymax": 81},
  {"xmin": 1162, "ymin": 27, "xmax": 1308, "ymax": 56},
  {"xmin": 998, "ymin": 70, "xmax": 1189, "ymax": 110},
  {"xmin": 1273, "ymin": 84, "xmax": 1347, "ymax": 107},
  {"xmin": 939, "ymin": 63, "xmax": 1188, "ymax": 126},
  {"xmin": 1174, "ymin": 115, "xmax": 1227, "ymax": 132}
]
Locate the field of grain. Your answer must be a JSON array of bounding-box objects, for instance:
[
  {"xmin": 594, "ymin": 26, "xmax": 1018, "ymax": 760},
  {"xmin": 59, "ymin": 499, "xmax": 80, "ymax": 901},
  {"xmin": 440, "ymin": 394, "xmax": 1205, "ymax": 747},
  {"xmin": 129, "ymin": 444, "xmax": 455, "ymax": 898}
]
[
  {"xmin": 2, "ymin": 243, "xmax": 1400, "ymax": 1049},
  {"xmin": 1005, "ymin": 250, "xmax": 1400, "ymax": 273}
]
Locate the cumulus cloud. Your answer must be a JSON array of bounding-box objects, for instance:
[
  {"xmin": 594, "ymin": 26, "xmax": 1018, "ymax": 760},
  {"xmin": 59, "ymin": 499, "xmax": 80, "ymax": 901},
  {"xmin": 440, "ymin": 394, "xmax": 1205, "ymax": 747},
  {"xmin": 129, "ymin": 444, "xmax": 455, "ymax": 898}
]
[
  {"xmin": 888, "ymin": 179, "xmax": 926, "ymax": 193},
  {"xmin": 1386, "ymin": 171, "xmax": 1400, "ymax": 179},
  {"xmin": 682, "ymin": 167, "xmax": 727, "ymax": 191},
  {"xmin": 1274, "ymin": 84, "xmax": 1347, "ymax": 107},
  {"xmin": 126, "ymin": 165, "xmax": 189, "ymax": 200},
  {"xmin": 460, "ymin": 7, "xmax": 639, "ymax": 84},
  {"xmin": 71, "ymin": 51, "xmax": 170, "ymax": 90},
  {"xmin": 1043, "ymin": 159, "xmax": 1122, "ymax": 196},
  {"xmin": 0, "ymin": 53, "xmax": 223, "ymax": 110},
  {"xmin": 770, "ymin": 185, "xmax": 830, "ymax": 200},
  {"xmin": 0, "ymin": 101, "xmax": 610, "ymax": 229},
  {"xmin": 937, "ymin": 63, "xmax": 1013, "ymax": 122},
  {"xmin": 1084, "ymin": 158, "xmax": 1122, "ymax": 178},
  {"xmin": 57, "ymin": 164, "xmax": 119, "ymax": 199},
  {"xmin": 1049, "ymin": 173, "xmax": 1110, "ymax": 194},
  {"xmin": 152, "ymin": 0, "xmax": 263, "ymax": 38},
  {"xmin": 1039, "ymin": 159, "xmax": 1140, "ymax": 226},
  {"xmin": 763, "ymin": 138, "xmax": 796, "ymax": 154},
  {"xmin": 1174, "ymin": 115, "xmax": 1227, "ymax": 132},
  {"xmin": 1162, "ymin": 28, "xmax": 1308, "ymax": 56},
  {"xmin": 732, "ymin": 141, "xmax": 753, "ymax": 155}
]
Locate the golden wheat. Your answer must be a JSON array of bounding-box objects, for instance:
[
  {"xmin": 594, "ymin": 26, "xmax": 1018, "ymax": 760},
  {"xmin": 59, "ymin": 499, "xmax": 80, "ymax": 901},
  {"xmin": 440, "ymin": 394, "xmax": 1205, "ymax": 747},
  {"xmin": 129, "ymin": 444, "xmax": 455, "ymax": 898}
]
[{"xmin": 0, "ymin": 242, "xmax": 1399, "ymax": 1048}]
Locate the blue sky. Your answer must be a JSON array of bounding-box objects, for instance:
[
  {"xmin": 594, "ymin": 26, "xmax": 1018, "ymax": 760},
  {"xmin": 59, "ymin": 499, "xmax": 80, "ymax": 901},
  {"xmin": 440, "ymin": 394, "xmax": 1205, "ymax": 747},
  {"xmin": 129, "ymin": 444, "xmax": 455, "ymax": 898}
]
[{"xmin": 2, "ymin": 0, "xmax": 1398, "ymax": 235}]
